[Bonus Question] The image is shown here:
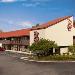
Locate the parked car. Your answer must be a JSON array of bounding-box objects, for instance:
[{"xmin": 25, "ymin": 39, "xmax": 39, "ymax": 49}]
[{"xmin": 0, "ymin": 47, "xmax": 5, "ymax": 51}]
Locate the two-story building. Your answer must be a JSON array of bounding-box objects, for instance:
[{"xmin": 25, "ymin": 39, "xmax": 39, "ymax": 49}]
[{"xmin": 0, "ymin": 29, "xmax": 30, "ymax": 51}]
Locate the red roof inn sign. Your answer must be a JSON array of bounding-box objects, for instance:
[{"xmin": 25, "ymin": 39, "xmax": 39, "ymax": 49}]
[
  {"xmin": 34, "ymin": 31, "xmax": 39, "ymax": 43},
  {"xmin": 67, "ymin": 18, "xmax": 72, "ymax": 31}
]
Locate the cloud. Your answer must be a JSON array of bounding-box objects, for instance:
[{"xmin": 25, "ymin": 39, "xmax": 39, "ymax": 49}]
[
  {"xmin": 0, "ymin": 0, "xmax": 51, "ymax": 3},
  {"xmin": 31, "ymin": 0, "xmax": 50, "ymax": 2},
  {"xmin": 0, "ymin": 19, "xmax": 13, "ymax": 25},
  {"xmin": 18, "ymin": 21, "xmax": 33, "ymax": 28},
  {"xmin": 0, "ymin": 0, "xmax": 16, "ymax": 2},
  {"xmin": 22, "ymin": 2, "xmax": 40, "ymax": 7},
  {"xmin": 0, "ymin": 0, "xmax": 27, "ymax": 3},
  {"xmin": 22, "ymin": 0, "xmax": 51, "ymax": 7},
  {"xmin": 7, "ymin": 20, "xmax": 14, "ymax": 24},
  {"xmin": 0, "ymin": 18, "xmax": 33, "ymax": 28}
]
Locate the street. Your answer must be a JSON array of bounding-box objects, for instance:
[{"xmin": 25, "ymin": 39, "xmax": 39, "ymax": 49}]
[{"xmin": 0, "ymin": 52, "xmax": 75, "ymax": 75}]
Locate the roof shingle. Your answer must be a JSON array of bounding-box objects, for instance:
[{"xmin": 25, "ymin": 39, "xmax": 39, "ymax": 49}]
[{"xmin": 0, "ymin": 28, "xmax": 30, "ymax": 38}]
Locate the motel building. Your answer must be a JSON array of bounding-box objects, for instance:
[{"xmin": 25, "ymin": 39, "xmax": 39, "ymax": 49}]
[{"xmin": 0, "ymin": 16, "xmax": 75, "ymax": 55}]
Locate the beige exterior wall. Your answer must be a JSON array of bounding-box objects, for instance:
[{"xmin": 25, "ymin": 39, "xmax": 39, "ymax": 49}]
[
  {"xmin": 72, "ymin": 24, "xmax": 75, "ymax": 36},
  {"xmin": 30, "ymin": 16, "xmax": 74, "ymax": 46},
  {"xmin": 60, "ymin": 48, "xmax": 68, "ymax": 55},
  {"xmin": 30, "ymin": 29, "xmax": 45, "ymax": 45},
  {"xmin": 45, "ymin": 17, "xmax": 73, "ymax": 46}
]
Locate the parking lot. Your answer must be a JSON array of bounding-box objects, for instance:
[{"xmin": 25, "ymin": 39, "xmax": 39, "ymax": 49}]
[{"xmin": 0, "ymin": 51, "xmax": 75, "ymax": 75}]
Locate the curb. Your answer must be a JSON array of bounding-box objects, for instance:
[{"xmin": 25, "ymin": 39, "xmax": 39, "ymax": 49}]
[
  {"xmin": 20, "ymin": 57, "xmax": 75, "ymax": 63},
  {"xmin": 28, "ymin": 60, "xmax": 75, "ymax": 63}
]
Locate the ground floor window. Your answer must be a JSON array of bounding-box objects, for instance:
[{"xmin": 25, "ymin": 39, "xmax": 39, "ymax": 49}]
[
  {"xmin": 55, "ymin": 48, "xmax": 60, "ymax": 55},
  {"xmin": 73, "ymin": 36, "xmax": 75, "ymax": 45},
  {"xmin": 3, "ymin": 44, "xmax": 11, "ymax": 50},
  {"xmin": 11, "ymin": 45, "xmax": 17, "ymax": 51},
  {"xmin": 3, "ymin": 44, "xmax": 29, "ymax": 51}
]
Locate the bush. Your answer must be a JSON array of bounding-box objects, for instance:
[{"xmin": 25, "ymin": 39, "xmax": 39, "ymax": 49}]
[
  {"xmin": 32, "ymin": 55, "xmax": 75, "ymax": 61},
  {"xmin": 29, "ymin": 38, "xmax": 58, "ymax": 56},
  {"xmin": 68, "ymin": 45, "xmax": 75, "ymax": 55}
]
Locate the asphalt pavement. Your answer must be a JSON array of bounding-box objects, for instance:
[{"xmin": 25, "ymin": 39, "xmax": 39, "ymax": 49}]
[{"xmin": 0, "ymin": 52, "xmax": 75, "ymax": 75}]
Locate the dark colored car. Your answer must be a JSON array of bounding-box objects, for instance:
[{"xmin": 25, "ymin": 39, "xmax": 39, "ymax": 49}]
[{"xmin": 0, "ymin": 47, "xmax": 5, "ymax": 51}]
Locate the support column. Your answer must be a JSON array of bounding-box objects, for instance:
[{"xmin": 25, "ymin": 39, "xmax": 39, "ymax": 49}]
[
  {"xmin": 17, "ymin": 45, "xmax": 20, "ymax": 51},
  {"xmin": 53, "ymin": 48, "xmax": 55, "ymax": 53}
]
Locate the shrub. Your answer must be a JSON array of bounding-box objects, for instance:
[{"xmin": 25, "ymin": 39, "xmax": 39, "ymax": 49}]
[
  {"xmin": 68, "ymin": 45, "xmax": 75, "ymax": 55},
  {"xmin": 32, "ymin": 55, "xmax": 75, "ymax": 61},
  {"xmin": 29, "ymin": 38, "xmax": 58, "ymax": 56}
]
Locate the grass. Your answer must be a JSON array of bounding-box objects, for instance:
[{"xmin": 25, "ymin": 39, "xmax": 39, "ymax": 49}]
[{"xmin": 29, "ymin": 55, "xmax": 75, "ymax": 61}]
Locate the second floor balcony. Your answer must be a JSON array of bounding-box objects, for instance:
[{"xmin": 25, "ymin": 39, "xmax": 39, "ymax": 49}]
[{"xmin": 0, "ymin": 40, "xmax": 29, "ymax": 45}]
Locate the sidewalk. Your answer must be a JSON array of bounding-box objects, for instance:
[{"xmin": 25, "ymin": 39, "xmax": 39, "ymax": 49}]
[
  {"xmin": 20, "ymin": 57, "xmax": 75, "ymax": 63},
  {"xmin": 6, "ymin": 50, "xmax": 32, "ymax": 55}
]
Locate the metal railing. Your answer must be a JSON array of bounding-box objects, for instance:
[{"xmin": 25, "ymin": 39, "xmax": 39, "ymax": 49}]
[{"xmin": 0, "ymin": 40, "xmax": 29, "ymax": 45}]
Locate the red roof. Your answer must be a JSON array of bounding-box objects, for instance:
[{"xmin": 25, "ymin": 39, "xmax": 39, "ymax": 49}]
[
  {"xmin": 0, "ymin": 28, "xmax": 30, "ymax": 38},
  {"xmin": 31, "ymin": 16, "xmax": 72, "ymax": 30}
]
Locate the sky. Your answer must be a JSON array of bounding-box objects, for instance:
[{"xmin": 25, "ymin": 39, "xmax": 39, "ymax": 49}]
[{"xmin": 0, "ymin": 0, "xmax": 75, "ymax": 31}]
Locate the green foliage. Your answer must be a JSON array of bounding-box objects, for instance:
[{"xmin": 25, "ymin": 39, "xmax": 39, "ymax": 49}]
[
  {"xmin": 32, "ymin": 55, "xmax": 75, "ymax": 61},
  {"xmin": 68, "ymin": 45, "xmax": 75, "ymax": 55},
  {"xmin": 29, "ymin": 38, "xmax": 58, "ymax": 56}
]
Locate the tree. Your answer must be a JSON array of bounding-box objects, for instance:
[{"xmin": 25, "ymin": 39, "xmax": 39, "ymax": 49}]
[
  {"xmin": 29, "ymin": 39, "xmax": 58, "ymax": 56},
  {"xmin": 68, "ymin": 45, "xmax": 75, "ymax": 55},
  {"xmin": 36, "ymin": 24, "xmax": 39, "ymax": 27}
]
